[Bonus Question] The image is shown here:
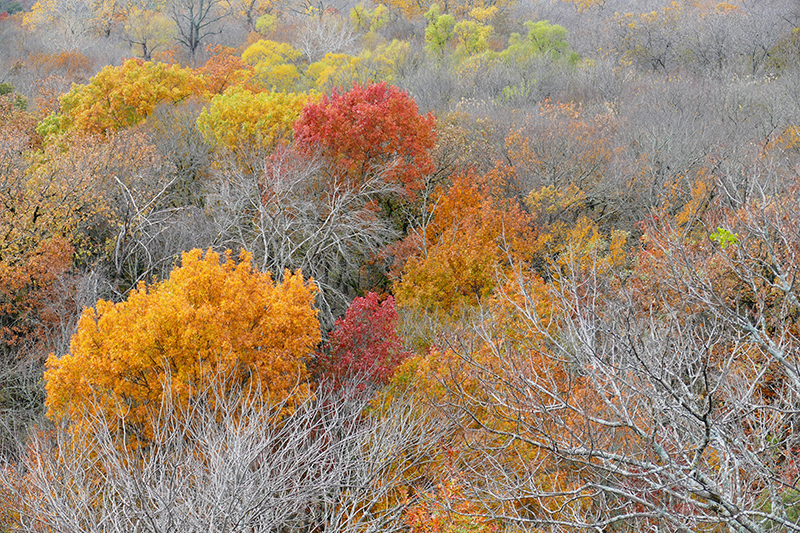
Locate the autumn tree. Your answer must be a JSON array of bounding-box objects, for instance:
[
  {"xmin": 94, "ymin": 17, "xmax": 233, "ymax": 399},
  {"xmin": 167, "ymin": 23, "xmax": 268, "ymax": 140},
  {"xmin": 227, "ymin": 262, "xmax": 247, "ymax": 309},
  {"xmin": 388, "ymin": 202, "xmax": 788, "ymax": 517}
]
[
  {"xmin": 293, "ymin": 81, "xmax": 436, "ymax": 198},
  {"xmin": 45, "ymin": 248, "xmax": 320, "ymax": 444},
  {"xmin": 242, "ymin": 39, "xmax": 305, "ymax": 92},
  {"xmin": 197, "ymin": 44, "xmax": 255, "ymax": 94},
  {"xmin": 316, "ymin": 292, "xmax": 410, "ymax": 390},
  {"xmin": 43, "ymin": 59, "xmax": 209, "ymax": 136},
  {"xmin": 0, "ymin": 97, "xmax": 105, "ymax": 362},
  {"xmin": 197, "ymin": 86, "xmax": 313, "ymax": 165},
  {"xmin": 395, "ymin": 165, "xmax": 535, "ymax": 316},
  {"xmin": 304, "ymin": 41, "xmax": 411, "ymax": 92}
]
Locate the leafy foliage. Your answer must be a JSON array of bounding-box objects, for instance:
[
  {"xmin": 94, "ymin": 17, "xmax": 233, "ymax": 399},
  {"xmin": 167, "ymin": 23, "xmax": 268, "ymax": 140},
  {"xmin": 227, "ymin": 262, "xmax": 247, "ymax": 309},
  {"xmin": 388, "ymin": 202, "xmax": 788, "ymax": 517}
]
[
  {"xmin": 242, "ymin": 39, "xmax": 304, "ymax": 91},
  {"xmin": 197, "ymin": 87, "xmax": 314, "ymax": 157},
  {"xmin": 45, "ymin": 249, "xmax": 320, "ymax": 443},
  {"xmin": 395, "ymin": 165, "xmax": 535, "ymax": 314},
  {"xmin": 48, "ymin": 59, "xmax": 209, "ymax": 136},
  {"xmin": 424, "ymin": 4, "xmax": 455, "ymax": 57},
  {"xmin": 316, "ymin": 292, "xmax": 410, "ymax": 390},
  {"xmin": 293, "ymin": 82, "xmax": 436, "ymax": 197}
]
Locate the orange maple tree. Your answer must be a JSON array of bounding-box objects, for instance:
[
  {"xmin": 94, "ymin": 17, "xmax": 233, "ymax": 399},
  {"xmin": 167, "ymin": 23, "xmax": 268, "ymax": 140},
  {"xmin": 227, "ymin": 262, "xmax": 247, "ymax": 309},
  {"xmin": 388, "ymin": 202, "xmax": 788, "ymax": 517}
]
[
  {"xmin": 45, "ymin": 248, "xmax": 320, "ymax": 443},
  {"xmin": 395, "ymin": 165, "xmax": 535, "ymax": 314}
]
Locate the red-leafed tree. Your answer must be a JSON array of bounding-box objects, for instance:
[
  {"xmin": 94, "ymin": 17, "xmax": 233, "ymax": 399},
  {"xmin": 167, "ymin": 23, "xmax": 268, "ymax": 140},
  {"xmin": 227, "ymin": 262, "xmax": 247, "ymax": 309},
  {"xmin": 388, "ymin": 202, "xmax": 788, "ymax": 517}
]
[
  {"xmin": 293, "ymin": 82, "xmax": 436, "ymax": 198},
  {"xmin": 317, "ymin": 292, "xmax": 410, "ymax": 391}
]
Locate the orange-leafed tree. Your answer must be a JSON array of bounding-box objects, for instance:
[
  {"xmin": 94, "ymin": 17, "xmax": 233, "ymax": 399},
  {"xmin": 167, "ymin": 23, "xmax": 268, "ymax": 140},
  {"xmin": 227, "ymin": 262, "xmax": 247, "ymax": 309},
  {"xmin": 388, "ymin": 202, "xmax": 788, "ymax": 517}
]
[
  {"xmin": 293, "ymin": 82, "xmax": 436, "ymax": 198},
  {"xmin": 44, "ymin": 248, "xmax": 320, "ymax": 444},
  {"xmin": 395, "ymin": 164, "xmax": 535, "ymax": 315}
]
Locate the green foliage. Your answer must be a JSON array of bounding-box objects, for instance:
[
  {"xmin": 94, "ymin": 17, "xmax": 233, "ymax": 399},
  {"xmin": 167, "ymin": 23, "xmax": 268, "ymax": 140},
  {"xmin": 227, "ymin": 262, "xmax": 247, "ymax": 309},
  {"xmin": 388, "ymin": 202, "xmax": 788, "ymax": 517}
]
[
  {"xmin": 0, "ymin": 83, "xmax": 27, "ymax": 112},
  {"xmin": 0, "ymin": 0, "xmax": 23, "ymax": 14},
  {"xmin": 425, "ymin": 4, "xmax": 455, "ymax": 57},
  {"xmin": 710, "ymin": 227, "xmax": 739, "ymax": 249},
  {"xmin": 255, "ymin": 13, "xmax": 277, "ymax": 34},
  {"xmin": 501, "ymin": 20, "xmax": 580, "ymax": 65},
  {"xmin": 454, "ymin": 18, "xmax": 492, "ymax": 56},
  {"xmin": 35, "ymin": 112, "xmax": 68, "ymax": 140}
]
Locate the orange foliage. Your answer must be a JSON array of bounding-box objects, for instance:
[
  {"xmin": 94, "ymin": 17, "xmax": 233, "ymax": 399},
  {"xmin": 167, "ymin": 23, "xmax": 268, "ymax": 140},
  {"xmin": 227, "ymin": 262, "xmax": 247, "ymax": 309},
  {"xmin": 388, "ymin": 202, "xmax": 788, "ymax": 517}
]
[
  {"xmin": 26, "ymin": 50, "xmax": 95, "ymax": 83},
  {"xmin": 0, "ymin": 237, "xmax": 74, "ymax": 358},
  {"xmin": 198, "ymin": 44, "xmax": 258, "ymax": 94},
  {"xmin": 405, "ymin": 476, "xmax": 499, "ymax": 533},
  {"xmin": 45, "ymin": 249, "xmax": 320, "ymax": 444},
  {"xmin": 395, "ymin": 164, "xmax": 536, "ymax": 314}
]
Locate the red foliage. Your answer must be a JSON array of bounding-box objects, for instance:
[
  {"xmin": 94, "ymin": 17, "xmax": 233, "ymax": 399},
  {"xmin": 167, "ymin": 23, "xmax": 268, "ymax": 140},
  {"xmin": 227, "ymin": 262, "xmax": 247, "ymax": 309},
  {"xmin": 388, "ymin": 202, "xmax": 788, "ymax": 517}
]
[
  {"xmin": 317, "ymin": 292, "xmax": 410, "ymax": 390},
  {"xmin": 0, "ymin": 237, "xmax": 74, "ymax": 357},
  {"xmin": 293, "ymin": 82, "xmax": 436, "ymax": 197}
]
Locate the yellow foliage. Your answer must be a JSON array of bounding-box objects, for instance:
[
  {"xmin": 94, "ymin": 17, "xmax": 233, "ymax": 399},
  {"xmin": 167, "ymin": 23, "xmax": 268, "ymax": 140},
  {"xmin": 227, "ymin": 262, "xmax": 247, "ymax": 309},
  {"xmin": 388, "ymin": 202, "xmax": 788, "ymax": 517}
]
[
  {"xmin": 197, "ymin": 86, "xmax": 315, "ymax": 155},
  {"xmin": 45, "ymin": 249, "xmax": 320, "ymax": 444},
  {"xmin": 56, "ymin": 59, "xmax": 209, "ymax": 135},
  {"xmin": 242, "ymin": 39, "xmax": 303, "ymax": 91},
  {"xmin": 304, "ymin": 41, "xmax": 409, "ymax": 91},
  {"xmin": 383, "ymin": 0, "xmax": 509, "ymax": 21},
  {"xmin": 467, "ymin": 5, "xmax": 496, "ymax": 22}
]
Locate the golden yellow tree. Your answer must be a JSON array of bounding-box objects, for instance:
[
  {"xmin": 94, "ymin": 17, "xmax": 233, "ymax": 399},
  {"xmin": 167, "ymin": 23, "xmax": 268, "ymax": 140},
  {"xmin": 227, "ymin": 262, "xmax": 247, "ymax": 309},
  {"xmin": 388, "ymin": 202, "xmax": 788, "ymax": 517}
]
[
  {"xmin": 197, "ymin": 86, "xmax": 314, "ymax": 157},
  {"xmin": 44, "ymin": 59, "xmax": 209, "ymax": 136},
  {"xmin": 45, "ymin": 248, "xmax": 320, "ymax": 443}
]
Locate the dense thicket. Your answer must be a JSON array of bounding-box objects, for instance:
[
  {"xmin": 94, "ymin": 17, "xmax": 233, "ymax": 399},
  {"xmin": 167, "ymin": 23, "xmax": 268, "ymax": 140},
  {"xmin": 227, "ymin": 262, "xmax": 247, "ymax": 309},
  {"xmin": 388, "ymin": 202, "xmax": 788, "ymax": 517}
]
[{"xmin": 2, "ymin": 0, "xmax": 800, "ymax": 531}]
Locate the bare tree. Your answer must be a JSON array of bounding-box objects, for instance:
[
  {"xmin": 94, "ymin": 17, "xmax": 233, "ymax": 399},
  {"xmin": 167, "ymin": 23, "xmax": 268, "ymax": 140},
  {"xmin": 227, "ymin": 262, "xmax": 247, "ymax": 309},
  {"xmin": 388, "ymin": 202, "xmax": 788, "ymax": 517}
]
[
  {"xmin": 167, "ymin": 0, "xmax": 230, "ymax": 62},
  {"xmin": 208, "ymin": 149, "xmax": 399, "ymax": 328},
  {"xmin": 1, "ymin": 373, "xmax": 447, "ymax": 532},
  {"xmin": 416, "ymin": 187, "xmax": 800, "ymax": 531},
  {"xmin": 292, "ymin": 12, "xmax": 358, "ymax": 62}
]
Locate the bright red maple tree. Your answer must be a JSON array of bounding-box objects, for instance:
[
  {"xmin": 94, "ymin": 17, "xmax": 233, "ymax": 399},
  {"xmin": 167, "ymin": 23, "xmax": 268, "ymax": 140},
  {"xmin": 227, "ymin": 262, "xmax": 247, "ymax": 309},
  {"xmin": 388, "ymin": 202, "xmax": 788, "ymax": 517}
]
[
  {"xmin": 293, "ymin": 82, "xmax": 436, "ymax": 197},
  {"xmin": 317, "ymin": 292, "xmax": 410, "ymax": 391}
]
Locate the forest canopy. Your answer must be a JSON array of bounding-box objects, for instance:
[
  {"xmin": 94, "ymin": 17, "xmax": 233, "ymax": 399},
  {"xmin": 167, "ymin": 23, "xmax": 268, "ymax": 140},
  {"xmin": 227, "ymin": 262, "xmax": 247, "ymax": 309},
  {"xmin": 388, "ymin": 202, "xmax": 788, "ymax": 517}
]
[{"xmin": 2, "ymin": 0, "xmax": 800, "ymax": 531}]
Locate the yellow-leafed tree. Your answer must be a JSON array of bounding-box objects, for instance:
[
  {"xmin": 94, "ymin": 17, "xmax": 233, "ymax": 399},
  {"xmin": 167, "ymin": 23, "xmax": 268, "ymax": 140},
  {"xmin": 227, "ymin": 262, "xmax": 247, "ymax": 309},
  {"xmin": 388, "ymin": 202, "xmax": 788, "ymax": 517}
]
[
  {"xmin": 46, "ymin": 59, "xmax": 209, "ymax": 136},
  {"xmin": 45, "ymin": 248, "xmax": 320, "ymax": 443},
  {"xmin": 197, "ymin": 86, "xmax": 314, "ymax": 157}
]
